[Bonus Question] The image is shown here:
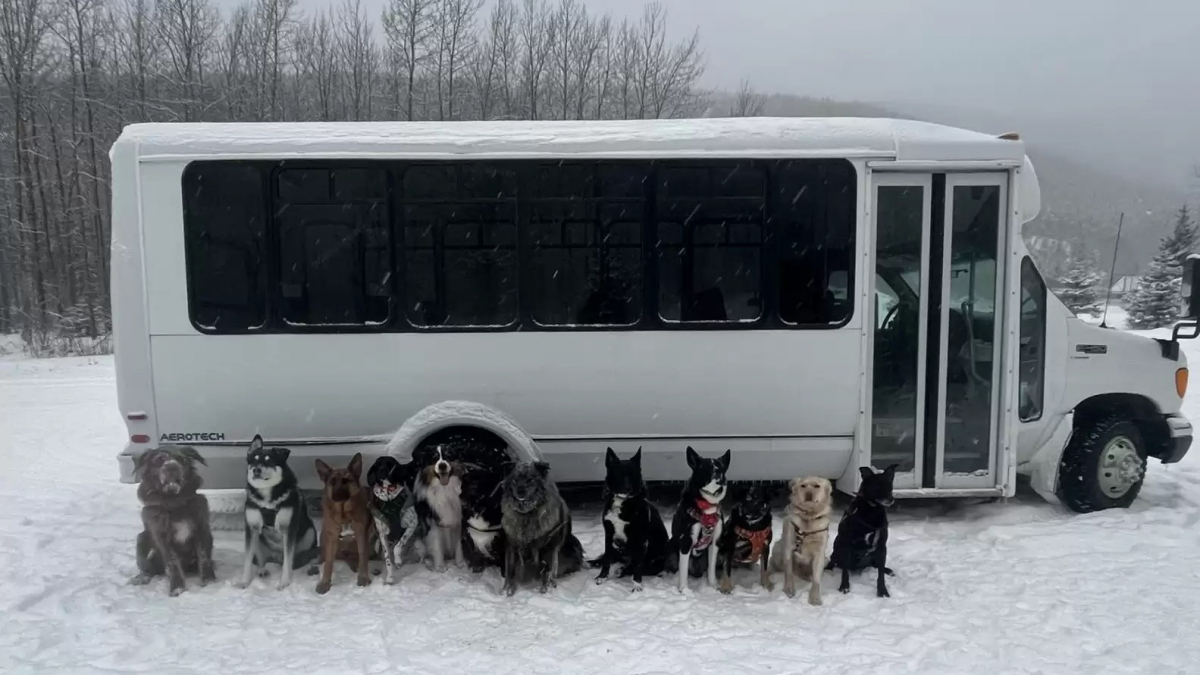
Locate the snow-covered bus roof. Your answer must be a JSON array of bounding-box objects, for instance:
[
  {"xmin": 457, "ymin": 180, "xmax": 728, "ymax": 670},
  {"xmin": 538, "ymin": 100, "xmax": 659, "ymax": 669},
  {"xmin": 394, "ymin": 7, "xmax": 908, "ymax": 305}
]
[{"xmin": 113, "ymin": 117, "xmax": 1028, "ymax": 164}]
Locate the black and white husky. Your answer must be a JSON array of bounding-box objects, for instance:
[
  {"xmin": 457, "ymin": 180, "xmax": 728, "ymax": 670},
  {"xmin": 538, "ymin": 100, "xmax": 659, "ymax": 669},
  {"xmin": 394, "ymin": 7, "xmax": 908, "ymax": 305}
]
[
  {"xmin": 236, "ymin": 435, "xmax": 319, "ymax": 590},
  {"xmin": 412, "ymin": 444, "xmax": 465, "ymax": 571},
  {"xmin": 669, "ymin": 447, "xmax": 731, "ymax": 593}
]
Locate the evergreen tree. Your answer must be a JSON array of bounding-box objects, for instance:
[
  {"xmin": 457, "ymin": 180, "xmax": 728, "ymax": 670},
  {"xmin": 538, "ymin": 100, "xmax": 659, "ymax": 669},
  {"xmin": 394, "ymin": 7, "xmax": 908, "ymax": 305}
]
[
  {"xmin": 1056, "ymin": 245, "xmax": 1104, "ymax": 316},
  {"xmin": 1126, "ymin": 205, "xmax": 1196, "ymax": 329}
]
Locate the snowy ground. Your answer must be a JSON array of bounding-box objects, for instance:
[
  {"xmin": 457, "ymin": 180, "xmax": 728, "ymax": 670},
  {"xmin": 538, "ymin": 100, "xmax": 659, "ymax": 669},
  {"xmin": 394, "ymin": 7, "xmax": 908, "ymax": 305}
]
[{"xmin": 3, "ymin": 335, "xmax": 1200, "ymax": 674}]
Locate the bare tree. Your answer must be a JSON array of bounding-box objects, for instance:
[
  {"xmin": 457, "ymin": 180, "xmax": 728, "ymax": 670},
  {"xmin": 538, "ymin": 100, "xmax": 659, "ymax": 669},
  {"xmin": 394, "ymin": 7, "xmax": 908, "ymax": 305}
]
[
  {"xmin": 381, "ymin": 0, "xmax": 434, "ymax": 120},
  {"xmin": 729, "ymin": 78, "xmax": 766, "ymax": 117},
  {"xmin": 518, "ymin": 0, "xmax": 552, "ymax": 119},
  {"xmin": 431, "ymin": 0, "xmax": 482, "ymax": 120}
]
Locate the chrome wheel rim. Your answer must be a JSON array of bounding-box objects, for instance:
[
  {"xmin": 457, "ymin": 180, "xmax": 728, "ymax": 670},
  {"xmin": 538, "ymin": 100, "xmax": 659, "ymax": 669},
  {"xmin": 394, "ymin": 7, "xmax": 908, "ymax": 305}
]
[{"xmin": 1097, "ymin": 436, "xmax": 1144, "ymax": 499}]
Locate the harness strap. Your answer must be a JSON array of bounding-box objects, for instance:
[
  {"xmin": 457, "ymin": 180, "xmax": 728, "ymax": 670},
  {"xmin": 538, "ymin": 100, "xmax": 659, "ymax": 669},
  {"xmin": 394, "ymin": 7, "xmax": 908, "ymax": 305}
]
[{"xmin": 791, "ymin": 522, "xmax": 829, "ymax": 551}]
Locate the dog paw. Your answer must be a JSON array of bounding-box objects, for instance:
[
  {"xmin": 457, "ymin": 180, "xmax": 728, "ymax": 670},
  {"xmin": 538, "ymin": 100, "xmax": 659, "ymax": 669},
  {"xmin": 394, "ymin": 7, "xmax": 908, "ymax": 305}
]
[
  {"xmin": 883, "ymin": 567, "xmax": 895, "ymax": 577},
  {"xmin": 315, "ymin": 580, "xmax": 331, "ymax": 595},
  {"xmin": 276, "ymin": 579, "xmax": 291, "ymax": 591},
  {"xmin": 719, "ymin": 577, "xmax": 733, "ymax": 595},
  {"xmin": 169, "ymin": 586, "xmax": 185, "ymax": 597},
  {"xmin": 383, "ymin": 576, "xmax": 396, "ymax": 586},
  {"xmin": 357, "ymin": 576, "xmax": 372, "ymax": 587},
  {"xmin": 257, "ymin": 568, "xmax": 271, "ymax": 578},
  {"xmin": 783, "ymin": 585, "xmax": 796, "ymax": 598},
  {"xmin": 307, "ymin": 566, "xmax": 320, "ymax": 577},
  {"xmin": 504, "ymin": 585, "xmax": 517, "ymax": 597},
  {"xmin": 839, "ymin": 585, "xmax": 850, "ymax": 594},
  {"xmin": 631, "ymin": 582, "xmax": 643, "ymax": 593},
  {"xmin": 808, "ymin": 594, "xmax": 823, "ymax": 606},
  {"xmin": 128, "ymin": 573, "xmax": 152, "ymax": 586},
  {"xmin": 233, "ymin": 579, "xmax": 251, "ymax": 590},
  {"xmin": 877, "ymin": 588, "xmax": 890, "ymax": 598},
  {"xmin": 594, "ymin": 575, "xmax": 608, "ymax": 586},
  {"xmin": 763, "ymin": 580, "xmax": 775, "ymax": 592}
]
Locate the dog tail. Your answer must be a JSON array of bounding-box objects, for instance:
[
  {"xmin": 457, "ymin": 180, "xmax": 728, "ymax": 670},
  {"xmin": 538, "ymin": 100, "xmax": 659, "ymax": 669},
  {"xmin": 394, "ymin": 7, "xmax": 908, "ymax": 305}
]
[{"xmin": 558, "ymin": 535, "xmax": 585, "ymax": 577}]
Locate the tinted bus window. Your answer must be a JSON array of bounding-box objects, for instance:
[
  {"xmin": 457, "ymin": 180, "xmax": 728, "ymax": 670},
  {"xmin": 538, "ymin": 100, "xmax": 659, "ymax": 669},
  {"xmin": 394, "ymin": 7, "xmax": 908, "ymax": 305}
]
[{"xmin": 182, "ymin": 163, "xmax": 269, "ymax": 332}]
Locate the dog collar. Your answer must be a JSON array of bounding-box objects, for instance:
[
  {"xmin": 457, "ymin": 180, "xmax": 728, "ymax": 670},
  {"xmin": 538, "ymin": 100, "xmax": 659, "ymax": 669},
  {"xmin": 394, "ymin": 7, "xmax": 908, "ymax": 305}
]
[{"xmin": 467, "ymin": 522, "xmax": 503, "ymax": 533}]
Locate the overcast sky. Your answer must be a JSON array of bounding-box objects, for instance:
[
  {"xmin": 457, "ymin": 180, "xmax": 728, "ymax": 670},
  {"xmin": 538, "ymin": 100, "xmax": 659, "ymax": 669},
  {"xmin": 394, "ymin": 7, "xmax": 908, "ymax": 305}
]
[{"xmin": 270, "ymin": 0, "xmax": 1199, "ymax": 190}]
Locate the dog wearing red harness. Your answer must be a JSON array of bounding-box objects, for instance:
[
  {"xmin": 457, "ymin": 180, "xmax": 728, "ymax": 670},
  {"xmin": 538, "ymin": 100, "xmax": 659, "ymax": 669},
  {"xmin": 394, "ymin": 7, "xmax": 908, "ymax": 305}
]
[
  {"xmin": 718, "ymin": 485, "xmax": 774, "ymax": 593},
  {"xmin": 670, "ymin": 447, "xmax": 731, "ymax": 593}
]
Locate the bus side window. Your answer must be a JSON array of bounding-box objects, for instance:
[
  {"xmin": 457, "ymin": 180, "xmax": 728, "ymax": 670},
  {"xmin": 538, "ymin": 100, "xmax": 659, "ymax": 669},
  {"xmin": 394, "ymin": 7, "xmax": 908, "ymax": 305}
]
[
  {"xmin": 182, "ymin": 163, "xmax": 269, "ymax": 332},
  {"xmin": 773, "ymin": 160, "xmax": 856, "ymax": 326},
  {"xmin": 1019, "ymin": 257, "xmax": 1047, "ymax": 421}
]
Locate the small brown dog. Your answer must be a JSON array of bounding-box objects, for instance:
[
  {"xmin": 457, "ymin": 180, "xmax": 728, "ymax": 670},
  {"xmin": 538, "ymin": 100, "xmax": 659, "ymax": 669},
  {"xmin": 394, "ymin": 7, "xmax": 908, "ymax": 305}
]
[
  {"xmin": 314, "ymin": 453, "xmax": 373, "ymax": 594},
  {"xmin": 129, "ymin": 446, "xmax": 216, "ymax": 596},
  {"xmin": 771, "ymin": 476, "xmax": 833, "ymax": 605}
]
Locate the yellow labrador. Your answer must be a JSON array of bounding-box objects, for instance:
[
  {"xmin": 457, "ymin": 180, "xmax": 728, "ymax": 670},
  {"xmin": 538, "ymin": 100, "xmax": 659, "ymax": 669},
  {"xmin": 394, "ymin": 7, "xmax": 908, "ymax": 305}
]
[{"xmin": 770, "ymin": 476, "xmax": 833, "ymax": 605}]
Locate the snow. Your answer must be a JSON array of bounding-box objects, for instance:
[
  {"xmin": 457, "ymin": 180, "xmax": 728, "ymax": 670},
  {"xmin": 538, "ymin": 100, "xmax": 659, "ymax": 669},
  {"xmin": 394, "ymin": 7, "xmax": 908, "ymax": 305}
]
[
  {"xmin": 4, "ymin": 347, "xmax": 1200, "ymax": 673},
  {"xmin": 382, "ymin": 400, "xmax": 544, "ymax": 463},
  {"xmin": 113, "ymin": 117, "xmax": 1027, "ymax": 164}
]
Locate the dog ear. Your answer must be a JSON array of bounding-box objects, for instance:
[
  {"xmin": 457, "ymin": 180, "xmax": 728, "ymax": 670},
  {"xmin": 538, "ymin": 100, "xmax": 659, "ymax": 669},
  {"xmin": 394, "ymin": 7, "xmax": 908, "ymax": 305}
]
[
  {"xmin": 348, "ymin": 453, "xmax": 363, "ymax": 481},
  {"xmin": 685, "ymin": 446, "xmax": 700, "ymax": 469},
  {"xmin": 605, "ymin": 447, "xmax": 620, "ymax": 468},
  {"xmin": 534, "ymin": 461, "xmax": 551, "ymax": 479},
  {"xmin": 249, "ymin": 434, "xmax": 263, "ymax": 454},
  {"xmin": 858, "ymin": 466, "xmax": 876, "ymax": 482},
  {"xmin": 719, "ymin": 449, "xmax": 732, "ymax": 471},
  {"xmin": 273, "ymin": 447, "xmax": 290, "ymax": 462},
  {"xmin": 177, "ymin": 446, "xmax": 207, "ymax": 467},
  {"xmin": 315, "ymin": 459, "xmax": 333, "ymax": 483},
  {"xmin": 132, "ymin": 450, "xmax": 151, "ymax": 478},
  {"xmin": 631, "ymin": 447, "xmax": 642, "ymax": 466},
  {"xmin": 884, "ymin": 464, "xmax": 899, "ymax": 476},
  {"xmin": 788, "ymin": 477, "xmax": 802, "ymax": 492}
]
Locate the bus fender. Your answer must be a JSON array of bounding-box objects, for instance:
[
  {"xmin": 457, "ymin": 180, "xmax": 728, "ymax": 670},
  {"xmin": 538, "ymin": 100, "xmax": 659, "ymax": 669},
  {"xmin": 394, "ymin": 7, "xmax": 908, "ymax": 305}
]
[
  {"xmin": 1025, "ymin": 412, "xmax": 1073, "ymax": 505},
  {"xmin": 382, "ymin": 400, "xmax": 544, "ymax": 464}
]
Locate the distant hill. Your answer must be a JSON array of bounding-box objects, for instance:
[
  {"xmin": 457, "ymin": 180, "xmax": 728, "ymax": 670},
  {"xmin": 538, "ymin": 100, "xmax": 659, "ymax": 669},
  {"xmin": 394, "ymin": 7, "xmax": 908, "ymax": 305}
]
[{"xmin": 703, "ymin": 92, "xmax": 1190, "ymax": 276}]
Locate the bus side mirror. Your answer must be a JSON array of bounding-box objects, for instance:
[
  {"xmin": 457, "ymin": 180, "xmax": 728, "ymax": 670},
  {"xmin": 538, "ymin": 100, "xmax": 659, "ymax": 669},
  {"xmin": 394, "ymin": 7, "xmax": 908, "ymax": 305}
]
[{"xmin": 1182, "ymin": 255, "xmax": 1200, "ymax": 320}]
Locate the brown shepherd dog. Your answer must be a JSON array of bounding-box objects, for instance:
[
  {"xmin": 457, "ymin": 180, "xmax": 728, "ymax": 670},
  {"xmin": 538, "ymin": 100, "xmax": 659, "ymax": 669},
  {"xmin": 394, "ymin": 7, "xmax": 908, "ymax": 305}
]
[{"xmin": 314, "ymin": 453, "xmax": 373, "ymax": 594}]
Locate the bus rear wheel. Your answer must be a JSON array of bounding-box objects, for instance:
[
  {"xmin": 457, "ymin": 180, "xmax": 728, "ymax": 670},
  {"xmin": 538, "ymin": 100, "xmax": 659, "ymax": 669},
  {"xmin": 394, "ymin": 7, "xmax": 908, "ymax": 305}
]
[{"xmin": 1058, "ymin": 416, "xmax": 1147, "ymax": 513}]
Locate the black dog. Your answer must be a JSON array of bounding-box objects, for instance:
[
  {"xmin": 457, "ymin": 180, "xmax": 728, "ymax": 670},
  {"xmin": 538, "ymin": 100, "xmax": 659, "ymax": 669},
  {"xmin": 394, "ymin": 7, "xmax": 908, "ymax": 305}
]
[
  {"xmin": 500, "ymin": 461, "xmax": 584, "ymax": 595},
  {"xmin": 461, "ymin": 467, "xmax": 507, "ymax": 574},
  {"xmin": 591, "ymin": 448, "xmax": 674, "ymax": 591},
  {"xmin": 367, "ymin": 456, "xmax": 419, "ymax": 585},
  {"xmin": 828, "ymin": 465, "xmax": 898, "ymax": 597},
  {"xmin": 719, "ymin": 484, "xmax": 774, "ymax": 593},
  {"xmin": 237, "ymin": 435, "xmax": 320, "ymax": 590},
  {"xmin": 670, "ymin": 447, "xmax": 731, "ymax": 592}
]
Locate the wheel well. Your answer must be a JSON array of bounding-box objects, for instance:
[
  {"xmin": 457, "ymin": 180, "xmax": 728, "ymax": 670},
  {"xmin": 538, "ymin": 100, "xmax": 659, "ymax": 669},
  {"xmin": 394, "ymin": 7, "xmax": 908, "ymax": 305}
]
[
  {"xmin": 1073, "ymin": 394, "xmax": 1170, "ymax": 460},
  {"xmin": 418, "ymin": 425, "xmax": 510, "ymax": 454}
]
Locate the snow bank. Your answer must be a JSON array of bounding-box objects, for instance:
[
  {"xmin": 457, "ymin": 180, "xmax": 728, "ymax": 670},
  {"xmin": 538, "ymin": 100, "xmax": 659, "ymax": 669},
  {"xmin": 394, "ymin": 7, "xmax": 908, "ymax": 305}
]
[{"xmin": 382, "ymin": 400, "xmax": 543, "ymax": 463}]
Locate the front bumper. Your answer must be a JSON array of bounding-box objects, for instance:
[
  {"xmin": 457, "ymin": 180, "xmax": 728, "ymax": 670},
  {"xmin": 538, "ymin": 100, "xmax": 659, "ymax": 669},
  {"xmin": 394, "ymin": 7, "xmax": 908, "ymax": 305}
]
[{"xmin": 1163, "ymin": 415, "xmax": 1193, "ymax": 464}]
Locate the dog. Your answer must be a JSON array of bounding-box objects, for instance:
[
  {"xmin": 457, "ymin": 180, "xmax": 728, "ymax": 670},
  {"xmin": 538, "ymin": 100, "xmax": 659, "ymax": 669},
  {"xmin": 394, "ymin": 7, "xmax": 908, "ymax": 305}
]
[
  {"xmin": 129, "ymin": 446, "xmax": 216, "ymax": 597},
  {"xmin": 591, "ymin": 448, "xmax": 674, "ymax": 591},
  {"xmin": 719, "ymin": 484, "xmax": 774, "ymax": 593},
  {"xmin": 411, "ymin": 443, "xmax": 465, "ymax": 571},
  {"xmin": 461, "ymin": 467, "xmax": 507, "ymax": 574},
  {"xmin": 670, "ymin": 447, "xmax": 731, "ymax": 592},
  {"xmin": 236, "ymin": 435, "xmax": 319, "ymax": 590},
  {"xmin": 366, "ymin": 456, "xmax": 419, "ymax": 585},
  {"xmin": 500, "ymin": 461, "xmax": 584, "ymax": 596},
  {"xmin": 314, "ymin": 453, "xmax": 373, "ymax": 594},
  {"xmin": 771, "ymin": 476, "xmax": 833, "ymax": 604},
  {"xmin": 828, "ymin": 465, "xmax": 897, "ymax": 598}
]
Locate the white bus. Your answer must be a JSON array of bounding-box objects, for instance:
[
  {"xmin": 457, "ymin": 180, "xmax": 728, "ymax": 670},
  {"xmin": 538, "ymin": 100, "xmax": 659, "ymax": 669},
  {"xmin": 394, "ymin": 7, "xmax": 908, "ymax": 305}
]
[{"xmin": 110, "ymin": 117, "xmax": 1193, "ymax": 513}]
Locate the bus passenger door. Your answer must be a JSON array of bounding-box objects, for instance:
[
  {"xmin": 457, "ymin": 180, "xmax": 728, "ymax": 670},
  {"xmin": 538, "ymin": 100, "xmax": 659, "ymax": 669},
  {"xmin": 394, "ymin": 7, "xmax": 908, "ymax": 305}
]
[{"xmin": 869, "ymin": 172, "xmax": 1008, "ymax": 490}]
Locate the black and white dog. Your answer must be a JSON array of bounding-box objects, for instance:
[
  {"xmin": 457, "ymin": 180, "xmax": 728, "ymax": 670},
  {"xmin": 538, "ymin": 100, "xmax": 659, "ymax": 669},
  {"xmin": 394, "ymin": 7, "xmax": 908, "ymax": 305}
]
[
  {"xmin": 461, "ymin": 467, "xmax": 507, "ymax": 573},
  {"xmin": 412, "ymin": 444, "xmax": 465, "ymax": 571},
  {"xmin": 829, "ymin": 464, "xmax": 898, "ymax": 598},
  {"xmin": 366, "ymin": 456, "xmax": 419, "ymax": 585},
  {"xmin": 591, "ymin": 447, "xmax": 674, "ymax": 591},
  {"xmin": 237, "ymin": 435, "xmax": 319, "ymax": 590},
  {"xmin": 670, "ymin": 447, "xmax": 731, "ymax": 592}
]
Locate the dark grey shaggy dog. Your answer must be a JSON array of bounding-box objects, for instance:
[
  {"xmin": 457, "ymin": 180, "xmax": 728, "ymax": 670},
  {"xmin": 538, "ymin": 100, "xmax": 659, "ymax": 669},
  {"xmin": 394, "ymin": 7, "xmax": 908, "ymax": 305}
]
[
  {"xmin": 500, "ymin": 462, "xmax": 583, "ymax": 596},
  {"xmin": 129, "ymin": 446, "xmax": 216, "ymax": 596}
]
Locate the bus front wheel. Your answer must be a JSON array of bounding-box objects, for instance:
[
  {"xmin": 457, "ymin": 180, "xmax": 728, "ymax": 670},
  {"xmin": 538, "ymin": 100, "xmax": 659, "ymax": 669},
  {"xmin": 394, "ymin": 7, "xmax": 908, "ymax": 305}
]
[{"xmin": 1058, "ymin": 416, "xmax": 1147, "ymax": 513}]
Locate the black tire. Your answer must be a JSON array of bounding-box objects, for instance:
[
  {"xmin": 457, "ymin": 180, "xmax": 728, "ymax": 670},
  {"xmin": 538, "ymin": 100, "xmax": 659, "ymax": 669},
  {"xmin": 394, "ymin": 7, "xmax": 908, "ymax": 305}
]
[{"xmin": 1058, "ymin": 416, "xmax": 1147, "ymax": 513}]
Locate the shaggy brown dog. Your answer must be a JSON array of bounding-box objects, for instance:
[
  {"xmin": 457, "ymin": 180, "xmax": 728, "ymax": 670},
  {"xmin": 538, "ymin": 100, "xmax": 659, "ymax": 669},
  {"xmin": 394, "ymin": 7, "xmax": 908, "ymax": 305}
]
[
  {"xmin": 314, "ymin": 454, "xmax": 373, "ymax": 594},
  {"xmin": 129, "ymin": 446, "xmax": 216, "ymax": 597}
]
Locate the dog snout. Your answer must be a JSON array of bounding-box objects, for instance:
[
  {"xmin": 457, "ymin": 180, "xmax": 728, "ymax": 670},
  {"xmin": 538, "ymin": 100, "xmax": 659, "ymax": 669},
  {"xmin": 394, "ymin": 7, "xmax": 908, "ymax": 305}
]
[{"xmin": 163, "ymin": 482, "xmax": 181, "ymax": 494}]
